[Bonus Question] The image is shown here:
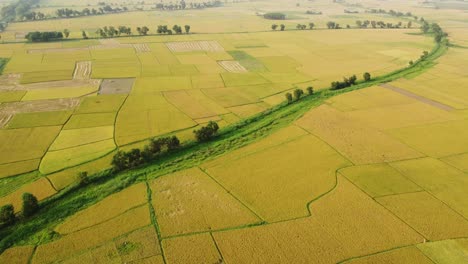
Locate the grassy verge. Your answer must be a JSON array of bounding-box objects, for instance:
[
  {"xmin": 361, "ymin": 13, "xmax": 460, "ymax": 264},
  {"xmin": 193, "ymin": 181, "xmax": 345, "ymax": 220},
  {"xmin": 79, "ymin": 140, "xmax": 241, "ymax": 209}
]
[{"xmin": 0, "ymin": 37, "xmax": 447, "ymax": 253}]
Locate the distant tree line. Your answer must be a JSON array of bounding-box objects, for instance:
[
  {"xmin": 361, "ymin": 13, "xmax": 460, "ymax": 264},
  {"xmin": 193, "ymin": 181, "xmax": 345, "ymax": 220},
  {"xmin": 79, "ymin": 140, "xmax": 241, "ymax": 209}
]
[
  {"xmin": 25, "ymin": 31, "xmax": 63, "ymax": 42},
  {"xmin": 89, "ymin": 24, "xmax": 191, "ymax": 39},
  {"xmin": 155, "ymin": 0, "xmax": 223, "ymax": 10},
  {"xmin": 0, "ymin": 193, "xmax": 40, "ymax": 229},
  {"xmin": 0, "ymin": 0, "xmax": 39, "ymax": 22},
  {"xmin": 264, "ymin": 12, "xmax": 286, "ymax": 20},
  {"xmin": 285, "ymin": 86, "xmax": 314, "ymax": 104},
  {"xmin": 367, "ymin": 9, "xmax": 414, "ymax": 18},
  {"xmin": 306, "ymin": 10, "xmax": 322, "ymax": 15},
  {"xmin": 421, "ymin": 21, "xmax": 447, "ymax": 43},
  {"xmin": 355, "ymin": 20, "xmax": 410, "ymax": 29},
  {"xmin": 56, "ymin": 5, "xmax": 128, "ymax": 18}
]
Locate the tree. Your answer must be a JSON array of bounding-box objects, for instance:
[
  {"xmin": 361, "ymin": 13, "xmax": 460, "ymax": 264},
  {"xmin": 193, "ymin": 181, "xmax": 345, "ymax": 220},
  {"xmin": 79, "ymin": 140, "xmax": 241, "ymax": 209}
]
[
  {"xmin": 82, "ymin": 30, "xmax": 88, "ymax": 39},
  {"xmin": 407, "ymin": 21, "xmax": 412, "ymax": 28},
  {"xmin": 271, "ymin": 24, "xmax": 278, "ymax": 31},
  {"xmin": 421, "ymin": 22, "xmax": 430, "ymax": 33},
  {"xmin": 184, "ymin": 25, "xmax": 190, "ymax": 34},
  {"xmin": 194, "ymin": 121, "xmax": 219, "ymax": 142},
  {"xmin": 307, "ymin": 86, "xmax": 314, "ymax": 95},
  {"xmin": 285, "ymin": 92, "xmax": 293, "ymax": 103},
  {"xmin": 0, "ymin": 204, "xmax": 15, "ymax": 226},
  {"xmin": 63, "ymin": 29, "xmax": 70, "ymax": 38},
  {"xmin": 356, "ymin": 20, "xmax": 362, "ymax": 28},
  {"xmin": 280, "ymin": 24, "xmax": 285, "ymax": 31},
  {"xmin": 141, "ymin": 26, "xmax": 149, "ymax": 35},
  {"xmin": 293, "ymin": 89, "xmax": 304, "ymax": 101},
  {"xmin": 22, "ymin": 193, "xmax": 39, "ymax": 218},
  {"xmin": 309, "ymin": 22, "xmax": 315, "ymax": 30},
  {"xmin": 77, "ymin": 171, "xmax": 89, "ymax": 186},
  {"xmin": 327, "ymin": 21, "xmax": 336, "ymax": 29},
  {"xmin": 363, "ymin": 72, "xmax": 371, "ymax": 81}
]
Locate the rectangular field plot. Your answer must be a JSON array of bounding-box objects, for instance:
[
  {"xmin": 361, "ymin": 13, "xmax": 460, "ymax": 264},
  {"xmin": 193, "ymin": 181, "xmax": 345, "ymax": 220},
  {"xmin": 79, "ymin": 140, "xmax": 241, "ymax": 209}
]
[
  {"xmin": 91, "ymin": 59, "xmax": 141, "ymax": 79},
  {"xmin": 49, "ymin": 126, "xmax": 114, "ymax": 151},
  {"xmin": 377, "ymin": 192, "xmax": 468, "ymax": 241},
  {"xmin": 75, "ymin": 94, "xmax": 127, "ymax": 114},
  {"xmin": 163, "ymin": 234, "xmax": 222, "ymax": 264},
  {"xmin": 227, "ymin": 50, "xmax": 266, "ymax": 72},
  {"xmin": 21, "ymin": 86, "xmax": 98, "ymax": 101},
  {"xmin": 296, "ymin": 105, "xmax": 423, "ymax": 164},
  {"xmin": 191, "ymin": 74, "xmax": 225, "ymax": 89},
  {"xmin": 166, "ymin": 41, "xmax": 224, "ymax": 52},
  {"xmin": 115, "ymin": 94, "xmax": 196, "ymax": 145},
  {"xmin": 99, "ymin": 78, "xmax": 134, "ymax": 95},
  {"xmin": 228, "ymin": 103, "xmax": 267, "ymax": 118},
  {"xmin": 218, "ymin": 61, "xmax": 247, "ymax": 73},
  {"xmin": 0, "ymin": 126, "xmax": 61, "ymax": 164},
  {"xmin": 73, "ymin": 61, "xmax": 92, "ymax": 80},
  {"xmin": 40, "ymin": 139, "xmax": 116, "ymax": 174},
  {"xmin": 417, "ymin": 239, "xmax": 468, "ymax": 264},
  {"xmin": 20, "ymin": 70, "xmax": 74, "ymax": 84},
  {"xmin": 0, "ymin": 159, "xmax": 40, "ymax": 179},
  {"xmin": 33, "ymin": 205, "xmax": 151, "ymax": 264},
  {"xmin": 149, "ymin": 43, "xmax": 180, "ymax": 65},
  {"xmin": 56, "ymin": 183, "xmax": 148, "ymax": 234},
  {"xmin": 64, "ymin": 112, "xmax": 116, "ymax": 129},
  {"xmin": 388, "ymin": 119, "xmax": 468, "ymax": 158},
  {"xmin": 340, "ymin": 163, "xmax": 421, "ymax": 198},
  {"xmin": 442, "ymin": 153, "xmax": 468, "ymax": 173},
  {"xmin": 202, "ymin": 87, "xmax": 259, "ymax": 108},
  {"xmin": 221, "ymin": 72, "xmax": 270, "ymax": 87},
  {"xmin": 390, "ymin": 158, "xmax": 468, "ymax": 219},
  {"xmin": 132, "ymin": 77, "xmax": 192, "ymax": 94},
  {"xmin": 164, "ymin": 90, "xmax": 227, "ymax": 119},
  {"xmin": 0, "ymin": 246, "xmax": 35, "ymax": 264},
  {"xmin": 203, "ymin": 135, "xmax": 350, "ymax": 221},
  {"xmin": 6, "ymin": 111, "xmax": 72, "ymax": 129},
  {"xmin": 0, "ymin": 91, "xmax": 26, "ymax": 103},
  {"xmin": 149, "ymin": 168, "xmax": 260, "ymax": 236}
]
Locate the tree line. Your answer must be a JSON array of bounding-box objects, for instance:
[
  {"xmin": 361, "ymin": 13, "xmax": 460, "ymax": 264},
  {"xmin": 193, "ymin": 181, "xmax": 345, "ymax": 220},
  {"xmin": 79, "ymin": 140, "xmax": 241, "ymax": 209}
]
[
  {"xmin": 0, "ymin": 0, "xmax": 39, "ymax": 22},
  {"xmin": 0, "ymin": 193, "xmax": 39, "ymax": 229},
  {"xmin": 25, "ymin": 31, "xmax": 63, "ymax": 42},
  {"xmin": 111, "ymin": 121, "xmax": 219, "ymax": 172},
  {"xmin": 155, "ymin": 0, "xmax": 223, "ymax": 10}
]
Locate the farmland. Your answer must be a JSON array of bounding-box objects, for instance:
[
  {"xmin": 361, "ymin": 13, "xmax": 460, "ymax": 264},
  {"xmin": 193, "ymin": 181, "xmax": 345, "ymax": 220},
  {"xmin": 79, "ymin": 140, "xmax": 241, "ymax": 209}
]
[{"xmin": 0, "ymin": 0, "xmax": 467, "ymax": 263}]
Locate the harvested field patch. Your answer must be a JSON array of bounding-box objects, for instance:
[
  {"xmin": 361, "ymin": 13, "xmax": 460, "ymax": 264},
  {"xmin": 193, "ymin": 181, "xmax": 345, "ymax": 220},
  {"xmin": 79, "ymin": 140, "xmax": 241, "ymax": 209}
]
[
  {"xmin": 33, "ymin": 205, "xmax": 151, "ymax": 264},
  {"xmin": 72, "ymin": 61, "xmax": 92, "ymax": 80},
  {"xmin": 0, "ymin": 177, "xmax": 56, "ymax": 210},
  {"xmin": 75, "ymin": 94, "xmax": 126, "ymax": 114},
  {"xmin": 0, "ymin": 245, "xmax": 35, "ymax": 264},
  {"xmin": 0, "ymin": 114, "xmax": 12, "ymax": 128},
  {"xmin": 149, "ymin": 168, "xmax": 260, "ymax": 236},
  {"xmin": 0, "ymin": 126, "xmax": 61, "ymax": 164},
  {"xmin": 296, "ymin": 105, "xmax": 423, "ymax": 164},
  {"xmin": 21, "ymin": 86, "xmax": 97, "ymax": 101},
  {"xmin": 391, "ymin": 157, "xmax": 468, "ymax": 219},
  {"xmin": 0, "ymin": 159, "xmax": 40, "ymax": 179},
  {"xmin": 340, "ymin": 163, "xmax": 422, "ymax": 198},
  {"xmin": 377, "ymin": 192, "xmax": 468, "ymax": 241},
  {"xmin": 388, "ymin": 119, "xmax": 468, "ymax": 158},
  {"xmin": 49, "ymin": 126, "xmax": 114, "ymax": 151},
  {"xmin": 344, "ymin": 246, "xmax": 433, "ymax": 264},
  {"xmin": 204, "ymin": 135, "xmax": 350, "ymax": 221},
  {"xmin": 218, "ymin": 61, "xmax": 247, "ymax": 73},
  {"xmin": 40, "ymin": 138, "xmax": 116, "ymax": 174},
  {"xmin": 133, "ymin": 43, "xmax": 151, "ymax": 53},
  {"xmin": 417, "ymin": 239, "xmax": 468, "ymax": 264},
  {"xmin": 56, "ymin": 183, "xmax": 148, "ymax": 234},
  {"xmin": 99, "ymin": 78, "xmax": 134, "ymax": 95},
  {"xmin": 7, "ymin": 111, "xmax": 72, "ymax": 129},
  {"xmin": 64, "ymin": 112, "xmax": 116, "ymax": 129},
  {"xmin": 0, "ymin": 98, "xmax": 80, "ymax": 115},
  {"xmin": 166, "ymin": 41, "xmax": 224, "ymax": 52},
  {"xmin": 163, "ymin": 234, "xmax": 222, "ymax": 264}
]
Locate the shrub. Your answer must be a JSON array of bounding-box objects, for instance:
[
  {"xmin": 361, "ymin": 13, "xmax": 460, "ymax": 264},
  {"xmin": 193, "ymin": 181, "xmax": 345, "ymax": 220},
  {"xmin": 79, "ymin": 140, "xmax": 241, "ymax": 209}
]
[
  {"xmin": 0, "ymin": 204, "xmax": 15, "ymax": 226},
  {"xmin": 293, "ymin": 89, "xmax": 304, "ymax": 101},
  {"xmin": 331, "ymin": 74, "xmax": 358, "ymax": 90},
  {"xmin": 77, "ymin": 171, "xmax": 89, "ymax": 186},
  {"xmin": 285, "ymin": 92, "xmax": 293, "ymax": 103},
  {"xmin": 194, "ymin": 121, "xmax": 219, "ymax": 142},
  {"xmin": 22, "ymin": 193, "xmax": 39, "ymax": 218},
  {"xmin": 307, "ymin": 86, "xmax": 314, "ymax": 95}
]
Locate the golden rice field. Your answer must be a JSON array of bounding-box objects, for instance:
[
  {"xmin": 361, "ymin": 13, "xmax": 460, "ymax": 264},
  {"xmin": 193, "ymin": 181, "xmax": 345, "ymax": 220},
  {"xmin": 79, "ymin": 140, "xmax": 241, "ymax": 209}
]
[{"xmin": 0, "ymin": 0, "xmax": 468, "ymax": 263}]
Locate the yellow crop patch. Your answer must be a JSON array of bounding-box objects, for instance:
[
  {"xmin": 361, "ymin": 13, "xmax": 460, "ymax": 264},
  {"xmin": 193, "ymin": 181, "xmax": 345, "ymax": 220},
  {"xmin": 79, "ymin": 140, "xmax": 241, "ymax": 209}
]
[
  {"xmin": 149, "ymin": 168, "xmax": 260, "ymax": 236},
  {"xmin": 0, "ymin": 91, "xmax": 26, "ymax": 103},
  {"xmin": 49, "ymin": 126, "xmax": 114, "ymax": 151},
  {"xmin": 163, "ymin": 234, "xmax": 222, "ymax": 264},
  {"xmin": 377, "ymin": 192, "xmax": 468, "ymax": 241},
  {"xmin": 0, "ymin": 246, "xmax": 35, "ymax": 264},
  {"xmin": 0, "ymin": 159, "xmax": 40, "ymax": 179},
  {"xmin": 75, "ymin": 94, "xmax": 127, "ymax": 114},
  {"xmin": 164, "ymin": 90, "xmax": 226, "ymax": 119},
  {"xmin": 0, "ymin": 177, "xmax": 56, "ymax": 210},
  {"xmin": 63, "ymin": 112, "xmax": 116, "ymax": 129},
  {"xmin": 21, "ymin": 86, "xmax": 98, "ymax": 101},
  {"xmin": 345, "ymin": 246, "xmax": 433, "ymax": 264},
  {"xmin": 132, "ymin": 77, "xmax": 192, "ymax": 94},
  {"xmin": 56, "ymin": 183, "xmax": 147, "ymax": 234},
  {"xmin": 7, "ymin": 111, "xmax": 72, "ymax": 129}
]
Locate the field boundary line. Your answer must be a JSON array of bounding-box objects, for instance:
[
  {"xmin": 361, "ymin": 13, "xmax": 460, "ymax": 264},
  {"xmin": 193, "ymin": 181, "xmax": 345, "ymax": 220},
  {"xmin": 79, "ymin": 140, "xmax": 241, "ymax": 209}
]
[
  {"xmin": 26, "ymin": 245, "xmax": 37, "ymax": 264},
  {"xmin": 145, "ymin": 181, "xmax": 168, "ymax": 264},
  {"xmin": 379, "ymin": 83, "xmax": 454, "ymax": 111},
  {"xmin": 210, "ymin": 232, "xmax": 226, "ymax": 264},
  {"xmin": 199, "ymin": 167, "xmax": 265, "ymax": 223}
]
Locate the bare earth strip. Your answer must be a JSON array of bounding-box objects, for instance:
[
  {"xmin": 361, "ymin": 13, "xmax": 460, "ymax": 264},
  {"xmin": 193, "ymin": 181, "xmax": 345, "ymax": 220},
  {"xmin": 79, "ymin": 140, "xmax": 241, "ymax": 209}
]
[
  {"xmin": 0, "ymin": 98, "xmax": 80, "ymax": 115},
  {"xmin": 218, "ymin": 61, "xmax": 248, "ymax": 73},
  {"xmin": 0, "ymin": 114, "xmax": 12, "ymax": 128},
  {"xmin": 73, "ymin": 61, "xmax": 92, "ymax": 80},
  {"xmin": 166, "ymin": 41, "xmax": 224, "ymax": 52},
  {"xmin": 380, "ymin": 84, "xmax": 454, "ymax": 111},
  {"xmin": 133, "ymin": 44, "xmax": 151, "ymax": 53},
  {"xmin": 1, "ymin": 79, "xmax": 100, "ymax": 91}
]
